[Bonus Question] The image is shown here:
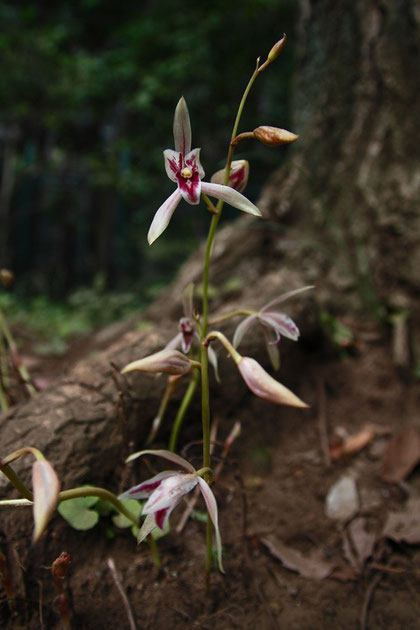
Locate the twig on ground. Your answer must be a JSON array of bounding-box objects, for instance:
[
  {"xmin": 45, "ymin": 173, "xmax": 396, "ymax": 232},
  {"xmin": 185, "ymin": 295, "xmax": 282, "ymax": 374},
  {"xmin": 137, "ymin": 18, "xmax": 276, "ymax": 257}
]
[
  {"xmin": 316, "ymin": 373, "xmax": 330, "ymax": 466},
  {"xmin": 38, "ymin": 580, "xmax": 44, "ymax": 630},
  {"xmin": 107, "ymin": 557, "xmax": 137, "ymax": 630},
  {"xmin": 360, "ymin": 572, "xmax": 382, "ymax": 630}
]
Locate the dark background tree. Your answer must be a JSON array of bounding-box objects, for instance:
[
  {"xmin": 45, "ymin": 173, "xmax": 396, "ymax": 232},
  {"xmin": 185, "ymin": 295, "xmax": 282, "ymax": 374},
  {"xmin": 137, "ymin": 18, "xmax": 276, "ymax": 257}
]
[{"xmin": 0, "ymin": 0, "xmax": 296, "ymax": 297}]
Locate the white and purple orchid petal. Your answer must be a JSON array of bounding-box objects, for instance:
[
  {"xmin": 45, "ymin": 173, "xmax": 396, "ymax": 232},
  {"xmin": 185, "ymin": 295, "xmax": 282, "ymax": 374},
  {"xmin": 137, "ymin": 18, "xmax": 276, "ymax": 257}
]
[
  {"xmin": 262, "ymin": 326, "xmax": 281, "ymax": 371},
  {"xmin": 200, "ymin": 182, "xmax": 261, "ymax": 217},
  {"xmin": 173, "ymin": 97, "xmax": 191, "ymax": 156},
  {"xmin": 143, "ymin": 473, "xmax": 197, "ymax": 514},
  {"xmin": 208, "ymin": 344, "xmax": 220, "ymax": 383},
  {"xmin": 125, "ymin": 449, "xmax": 196, "ymax": 473},
  {"xmin": 177, "ymin": 149, "xmax": 203, "ymax": 205},
  {"xmin": 179, "ymin": 317, "xmax": 195, "ymax": 353},
  {"xmin": 148, "ymin": 188, "xmax": 182, "ymax": 245},
  {"xmin": 259, "ymin": 312, "xmax": 300, "ymax": 341},
  {"xmin": 121, "ymin": 348, "xmax": 191, "ymax": 376},
  {"xmin": 233, "ymin": 314, "xmax": 258, "ymax": 349},
  {"xmin": 118, "ymin": 471, "xmax": 178, "ymax": 501},
  {"xmin": 185, "ymin": 148, "xmax": 205, "ymax": 179},
  {"xmin": 164, "ymin": 149, "xmax": 183, "ymax": 183},
  {"xmin": 197, "ymin": 477, "xmax": 224, "ymax": 573},
  {"xmin": 137, "ymin": 513, "xmax": 158, "ymax": 544},
  {"xmin": 165, "ymin": 331, "xmax": 183, "ymax": 351},
  {"xmin": 210, "ymin": 159, "xmax": 249, "ymax": 193},
  {"xmin": 154, "ymin": 506, "xmax": 172, "ymax": 530},
  {"xmin": 261, "ymin": 286, "xmax": 314, "ymax": 312},
  {"xmin": 238, "ymin": 357, "xmax": 308, "ymax": 408}
]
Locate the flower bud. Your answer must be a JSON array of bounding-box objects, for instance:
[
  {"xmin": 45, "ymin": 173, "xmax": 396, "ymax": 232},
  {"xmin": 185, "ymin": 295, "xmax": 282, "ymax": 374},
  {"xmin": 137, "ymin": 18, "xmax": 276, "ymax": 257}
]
[
  {"xmin": 210, "ymin": 160, "xmax": 250, "ymax": 193},
  {"xmin": 32, "ymin": 459, "xmax": 60, "ymax": 542},
  {"xmin": 0, "ymin": 269, "xmax": 14, "ymax": 286},
  {"xmin": 121, "ymin": 348, "xmax": 192, "ymax": 376},
  {"xmin": 253, "ymin": 126, "xmax": 298, "ymax": 146},
  {"xmin": 267, "ymin": 34, "xmax": 287, "ymax": 63},
  {"xmin": 238, "ymin": 356, "xmax": 308, "ymax": 408}
]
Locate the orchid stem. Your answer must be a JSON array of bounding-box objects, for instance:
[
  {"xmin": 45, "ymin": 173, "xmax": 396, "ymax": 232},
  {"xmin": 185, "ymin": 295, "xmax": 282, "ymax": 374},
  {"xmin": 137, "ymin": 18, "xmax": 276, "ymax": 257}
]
[
  {"xmin": 146, "ymin": 534, "xmax": 162, "ymax": 571},
  {"xmin": 169, "ymin": 370, "xmax": 199, "ymax": 452},
  {"xmin": 200, "ymin": 62, "xmax": 262, "ymax": 580},
  {"xmin": 0, "ymin": 464, "xmax": 33, "ymax": 501}
]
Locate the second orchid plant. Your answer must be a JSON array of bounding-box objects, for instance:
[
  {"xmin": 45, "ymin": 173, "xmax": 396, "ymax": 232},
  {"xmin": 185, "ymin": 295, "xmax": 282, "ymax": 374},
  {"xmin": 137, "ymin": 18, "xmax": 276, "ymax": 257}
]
[{"xmin": 0, "ymin": 35, "xmax": 310, "ymax": 581}]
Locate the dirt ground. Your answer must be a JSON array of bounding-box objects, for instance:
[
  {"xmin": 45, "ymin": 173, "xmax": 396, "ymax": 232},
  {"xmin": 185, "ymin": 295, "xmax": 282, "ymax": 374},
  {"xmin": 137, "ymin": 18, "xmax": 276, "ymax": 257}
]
[{"xmin": 1, "ymin": 321, "xmax": 420, "ymax": 630}]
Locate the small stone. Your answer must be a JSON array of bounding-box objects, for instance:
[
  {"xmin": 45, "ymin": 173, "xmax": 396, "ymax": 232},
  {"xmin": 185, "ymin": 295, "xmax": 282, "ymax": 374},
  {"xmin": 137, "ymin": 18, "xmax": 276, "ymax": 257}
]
[{"xmin": 325, "ymin": 475, "xmax": 359, "ymax": 521}]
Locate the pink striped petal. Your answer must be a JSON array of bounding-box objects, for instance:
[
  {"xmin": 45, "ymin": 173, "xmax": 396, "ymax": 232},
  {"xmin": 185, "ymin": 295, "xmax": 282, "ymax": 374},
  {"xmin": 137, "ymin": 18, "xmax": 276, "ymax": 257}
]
[
  {"xmin": 147, "ymin": 189, "xmax": 182, "ymax": 245},
  {"xmin": 261, "ymin": 286, "xmax": 314, "ymax": 312},
  {"xmin": 118, "ymin": 471, "xmax": 178, "ymax": 500},
  {"xmin": 259, "ymin": 312, "xmax": 300, "ymax": 341},
  {"xmin": 125, "ymin": 449, "xmax": 196, "ymax": 473},
  {"xmin": 147, "ymin": 188, "xmax": 182, "ymax": 245},
  {"xmin": 262, "ymin": 326, "xmax": 281, "ymax": 370},
  {"xmin": 197, "ymin": 477, "xmax": 224, "ymax": 573},
  {"xmin": 142, "ymin": 473, "xmax": 197, "ymax": 513},
  {"xmin": 200, "ymin": 182, "xmax": 261, "ymax": 216},
  {"xmin": 164, "ymin": 149, "xmax": 183, "ymax": 183},
  {"xmin": 137, "ymin": 513, "xmax": 157, "ymax": 544},
  {"xmin": 238, "ymin": 357, "xmax": 308, "ymax": 408},
  {"xmin": 173, "ymin": 97, "xmax": 191, "ymax": 155},
  {"xmin": 233, "ymin": 314, "xmax": 257, "ymax": 349},
  {"xmin": 32, "ymin": 460, "xmax": 60, "ymax": 542}
]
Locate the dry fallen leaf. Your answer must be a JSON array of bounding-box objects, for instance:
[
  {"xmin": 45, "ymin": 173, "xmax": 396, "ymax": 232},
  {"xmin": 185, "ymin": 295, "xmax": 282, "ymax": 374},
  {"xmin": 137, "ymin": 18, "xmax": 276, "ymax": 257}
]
[
  {"xmin": 381, "ymin": 425, "xmax": 420, "ymax": 482},
  {"xmin": 261, "ymin": 535, "xmax": 335, "ymax": 580},
  {"xmin": 382, "ymin": 498, "xmax": 420, "ymax": 545},
  {"xmin": 343, "ymin": 517, "xmax": 376, "ymax": 570},
  {"xmin": 329, "ymin": 427, "xmax": 375, "ymax": 461}
]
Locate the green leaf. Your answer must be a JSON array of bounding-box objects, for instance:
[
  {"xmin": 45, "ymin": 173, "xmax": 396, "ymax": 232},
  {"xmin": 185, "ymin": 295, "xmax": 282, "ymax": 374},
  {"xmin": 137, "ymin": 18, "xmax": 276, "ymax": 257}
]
[
  {"xmin": 112, "ymin": 499, "xmax": 142, "ymax": 529},
  {"xmin": 57, "ymin": 496, "xmax": 100, "ymax": 530}
]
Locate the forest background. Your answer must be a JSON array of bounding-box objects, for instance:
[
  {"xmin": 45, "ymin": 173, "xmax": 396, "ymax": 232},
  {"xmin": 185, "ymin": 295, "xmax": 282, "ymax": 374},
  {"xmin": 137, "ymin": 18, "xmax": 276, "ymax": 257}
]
[{"xmin": 0, "ymin": 0, "xmax": 297, "ymax": 326}]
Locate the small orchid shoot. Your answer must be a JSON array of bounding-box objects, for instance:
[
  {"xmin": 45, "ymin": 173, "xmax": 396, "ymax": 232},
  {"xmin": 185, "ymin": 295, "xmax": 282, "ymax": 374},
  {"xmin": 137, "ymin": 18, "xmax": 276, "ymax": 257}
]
[
  {"xmin": 147, "ymin": 97, "xmax": 261, "ymax": 245},
  {"xmin": 120, "ymin": 450, "xmax": 224, "ymax": 572}
]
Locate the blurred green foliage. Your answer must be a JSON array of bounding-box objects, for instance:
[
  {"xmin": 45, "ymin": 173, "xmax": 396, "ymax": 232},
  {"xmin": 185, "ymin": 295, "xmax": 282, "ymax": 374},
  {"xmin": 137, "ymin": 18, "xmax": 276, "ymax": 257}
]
[
  {"xmin": 0, "ymin": 0, "xmax": 296, "ymax": 298},
  {"xmin": 0, "ymin": 276, "xmax": 144, "ymax": 352}
]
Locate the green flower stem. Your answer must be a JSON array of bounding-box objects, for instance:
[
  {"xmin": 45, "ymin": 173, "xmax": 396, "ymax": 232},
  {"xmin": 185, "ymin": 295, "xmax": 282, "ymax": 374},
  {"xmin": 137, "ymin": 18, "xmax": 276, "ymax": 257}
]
[
  {"xmin": 0, "ymin": 383, "xmax": 8, "ymax": 412},
  {"xmin": 209, "ymin": 309, "xmax": 255, "ymax": 325},
  {"xmin": 0, "ymin": 464, "xmax": 33, "ymax": 501},
  {"xmin": 146, "ymin": 377, "xmax": 178, "ymax": 446},
  {"xmin": 204, "ymin": 330, "xmax": 242, "ymax": 364},
  {"xmin": 146, "ymin": 534, "xmax": 162, "ymax": 571},
  {"xmin": 199, "ymin": 61, "xmax": 262, "ymax": 577},
  {"xmin": 0, "ymin": 308, "xmax": 36, "ymax": 397},
  {"xmin": 200, "ymin": 345, "xmax": 211, "ymax": 470},
  {"xmin": 168, "ymin": 370, "xmax": 199, "ymax": 452}
]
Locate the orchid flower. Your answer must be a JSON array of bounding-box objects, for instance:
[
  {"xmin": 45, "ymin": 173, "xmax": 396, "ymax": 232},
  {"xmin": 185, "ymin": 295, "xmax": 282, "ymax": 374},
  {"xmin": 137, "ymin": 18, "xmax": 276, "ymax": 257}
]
[
  {"xmin": 210, "ymin": 159, "xmax": 249, "ymax": 193},
  {"xmin": 166, "ymin": 283, "xmax": 220, "ymax": 381},
  {"xmin": 147, "ymin": 98, "xmax": 262, "ymax": 245},
  {"xmin": 233, "ymin": 286, "xmax": 313, "ymax": 370},
  {"xmin": 120, "ymin": 449, "xmax": 224, "ymax": 572}
]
